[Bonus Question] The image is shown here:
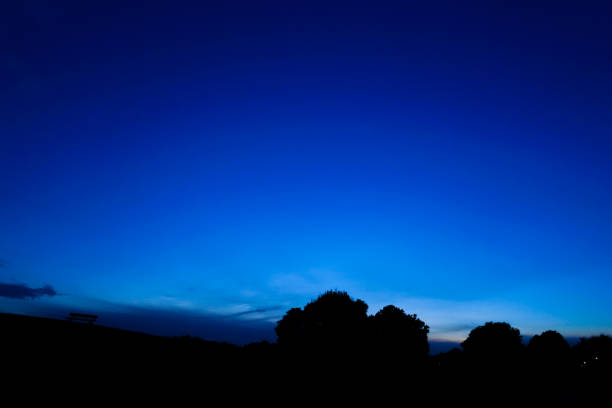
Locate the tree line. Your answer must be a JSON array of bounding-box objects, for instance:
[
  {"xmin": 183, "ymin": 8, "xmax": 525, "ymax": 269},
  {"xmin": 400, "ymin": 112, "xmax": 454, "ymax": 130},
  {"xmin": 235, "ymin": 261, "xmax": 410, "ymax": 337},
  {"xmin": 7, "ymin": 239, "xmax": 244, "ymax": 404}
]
[
  {"xmin": 271, "ymin": 290, "xmax": 609, "ymax": 373},
  {"xmin": 244, "ymin": 290, "xmax": 610, "ymax": 403}
]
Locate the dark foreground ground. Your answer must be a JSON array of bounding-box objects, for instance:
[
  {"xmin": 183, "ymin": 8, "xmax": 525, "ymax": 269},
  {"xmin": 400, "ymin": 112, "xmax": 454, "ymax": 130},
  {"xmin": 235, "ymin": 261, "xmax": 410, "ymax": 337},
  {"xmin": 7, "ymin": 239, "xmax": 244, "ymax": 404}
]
[{"xmin": 2, "ymin": 312, "xmax": 609, "ymax": 404}]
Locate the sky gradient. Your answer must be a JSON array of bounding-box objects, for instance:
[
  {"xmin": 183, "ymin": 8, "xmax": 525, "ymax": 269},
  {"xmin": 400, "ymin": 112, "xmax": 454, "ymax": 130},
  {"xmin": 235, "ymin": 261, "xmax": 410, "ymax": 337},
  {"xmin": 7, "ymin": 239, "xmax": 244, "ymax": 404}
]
[{"xmin": 2, "ymin": 1, "xmax": 612, "ymax": 345}]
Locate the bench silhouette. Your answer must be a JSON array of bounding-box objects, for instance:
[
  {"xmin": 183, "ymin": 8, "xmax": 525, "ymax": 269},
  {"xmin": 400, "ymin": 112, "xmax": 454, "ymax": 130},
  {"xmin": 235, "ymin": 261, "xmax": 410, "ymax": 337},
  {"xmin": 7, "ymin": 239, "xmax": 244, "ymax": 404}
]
[{"xmin": 66, "ymin": 313, "xmax": 98, "ymax": 325}]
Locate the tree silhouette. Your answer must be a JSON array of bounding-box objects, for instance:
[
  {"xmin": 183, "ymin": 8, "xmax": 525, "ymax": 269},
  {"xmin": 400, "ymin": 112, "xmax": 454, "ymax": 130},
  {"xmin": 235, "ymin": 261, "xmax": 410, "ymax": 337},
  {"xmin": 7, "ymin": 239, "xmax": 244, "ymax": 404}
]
[
  {"xmin": 461, "ymin": 321, "xmax": 523, "ymax": 369},
  {"xmin": 528, "ymin": 330, "xmax": 570, "ymax": 351},
  {"xmin": 573, "ymin": 334, "xmax": 612, "ymax": 372},
  {"xmin": 527, "ymin": 330, "xmax": 571, "ymax": 371},
  {"xmin": 275, "ymin": 290, "xmax": 368, "ymax": 352},
  {"xmin": 369, "ymin": 305, "xmax": 429, "ymax": 362},
  {"xmin": 274, "ymin": 307, "xmax": 306, "ymax": 346}
]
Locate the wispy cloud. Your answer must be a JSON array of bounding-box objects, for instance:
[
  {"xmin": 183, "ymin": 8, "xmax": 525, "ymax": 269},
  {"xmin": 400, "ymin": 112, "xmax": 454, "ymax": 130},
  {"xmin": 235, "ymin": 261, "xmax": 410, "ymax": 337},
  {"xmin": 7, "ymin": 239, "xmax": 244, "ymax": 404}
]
[
  {"xmin": 226, "ymin": 305, "xmax": 284, "ymax": 318},
  {"xmin": 0, "ymin": 282, "xmax": 57, "ymax": 299},
  {"xmin": 130, "ymin": 295, "xmax": 196, "ymax": 310}
]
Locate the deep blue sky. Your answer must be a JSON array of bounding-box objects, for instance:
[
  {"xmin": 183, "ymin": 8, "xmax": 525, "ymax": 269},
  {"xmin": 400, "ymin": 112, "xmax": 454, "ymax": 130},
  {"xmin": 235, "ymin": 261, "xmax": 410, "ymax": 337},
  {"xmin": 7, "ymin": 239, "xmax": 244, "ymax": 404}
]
[{"xmin": 2, "ymin": 1, "xmax": 611, "ymax": 344}]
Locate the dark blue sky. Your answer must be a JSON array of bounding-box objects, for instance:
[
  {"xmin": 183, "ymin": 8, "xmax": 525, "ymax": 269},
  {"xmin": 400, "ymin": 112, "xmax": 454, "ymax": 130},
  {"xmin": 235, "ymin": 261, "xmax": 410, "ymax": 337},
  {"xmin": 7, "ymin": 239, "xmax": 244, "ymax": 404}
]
[{"xmin": 2, "ymin": 1, "xmax": 611, "ymax": 343}]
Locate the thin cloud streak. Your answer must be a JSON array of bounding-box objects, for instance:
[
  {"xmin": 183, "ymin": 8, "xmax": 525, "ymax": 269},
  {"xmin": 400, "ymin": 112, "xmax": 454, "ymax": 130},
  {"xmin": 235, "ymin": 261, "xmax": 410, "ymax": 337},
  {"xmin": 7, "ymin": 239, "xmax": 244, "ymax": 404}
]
[
  {"xmin": 226, "ymin": 305, "xmax": 284, "ymax": 318},
  {"xmin": 0, "ymin": 282, "xmax": 57, "ymax": 299}
]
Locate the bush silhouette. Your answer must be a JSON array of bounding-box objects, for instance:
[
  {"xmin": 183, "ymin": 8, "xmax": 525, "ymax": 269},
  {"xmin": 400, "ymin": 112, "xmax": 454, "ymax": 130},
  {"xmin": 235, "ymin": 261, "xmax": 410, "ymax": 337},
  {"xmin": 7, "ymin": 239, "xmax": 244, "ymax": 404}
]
[
  {"xmin": 527, "ymin": 330, "xmax": 571, "ymax": 371},
  {"xmin": 573, "ymin": 334, "xmax": 612, "ymax": 372},
  {"xmin": 369, "ymin": 305, "xmax": 429, "ymax": 362},
  {"xmin": 274, "ymin": 307, "xmax": 306, "ymax": 346},
  {"xmin": 528, "ymin": 330, "xmax": 570, "ymax": 351},
  {"xmin": 461, "ymin": 322, "xmax": 523, "ymax": 369},
  {"xmin": 275, "ymin": 290, "xmax": 368, "ymax": 352}
]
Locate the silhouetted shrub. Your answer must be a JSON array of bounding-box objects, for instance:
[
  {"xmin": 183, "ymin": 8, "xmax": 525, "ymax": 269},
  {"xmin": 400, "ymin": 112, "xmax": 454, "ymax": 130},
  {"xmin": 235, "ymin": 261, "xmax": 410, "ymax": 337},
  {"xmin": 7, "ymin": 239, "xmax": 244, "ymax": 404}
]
[
  {"xmin": 527, "ymin": 330, "xmax": 571, "ymax": 371},
  {"xmin": 528, "ymin": 330, "xmax": 570, "ymax": 352},
  {"xmin": 274, "ymin": 307, "xmax": 306, "ymax": 346},
  {"xmin": 275, "ymin": 290, "xmax": 369, "ymax": 353},
  {"xmin": 573, "ymin": 334, "xmax": 612, "ymax": 372},
  {"xmin": 369, "ymin": 305, "xmax": 429, "ymax": 362},
  {"xmin": 461, "ymin": 321, "xmax": 523, "ymax": 369},
  {"xmin": 433, "ymin": 347, "xmax": 464, "ymax": 370}
]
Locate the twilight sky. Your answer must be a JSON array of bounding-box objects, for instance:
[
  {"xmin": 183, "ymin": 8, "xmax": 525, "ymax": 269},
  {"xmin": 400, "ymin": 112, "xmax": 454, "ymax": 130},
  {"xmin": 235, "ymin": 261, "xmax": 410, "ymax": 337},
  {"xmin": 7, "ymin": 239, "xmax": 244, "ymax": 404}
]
[{"xmin": 1, "ymin": 1, "xmax": 611, "ymax": 345}]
